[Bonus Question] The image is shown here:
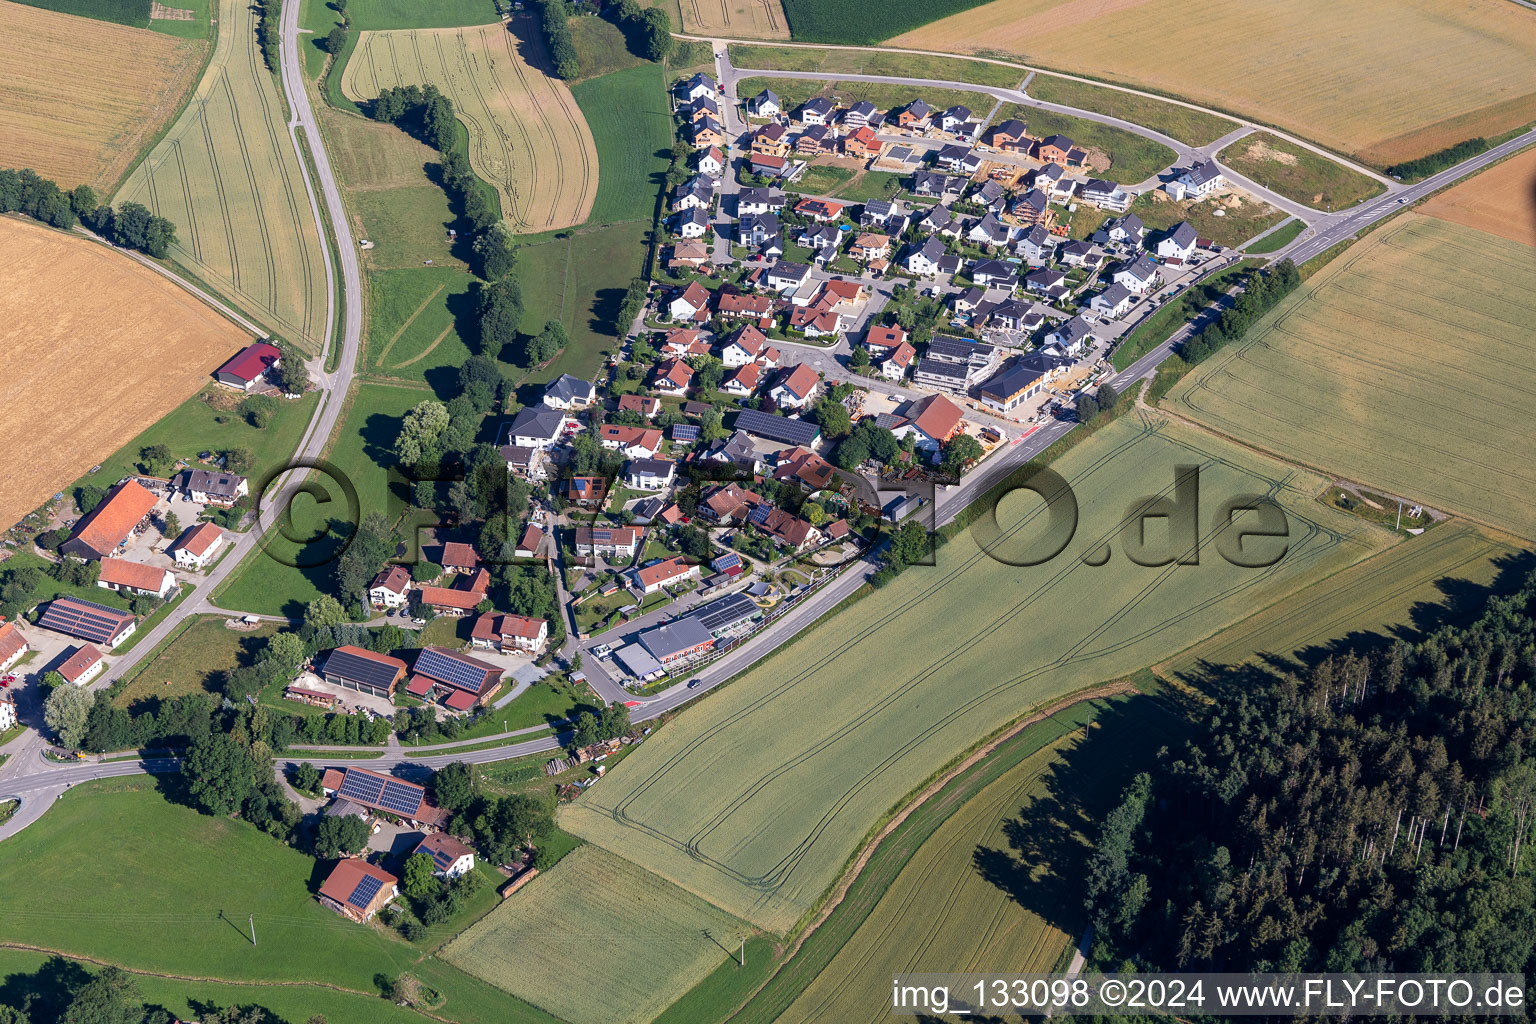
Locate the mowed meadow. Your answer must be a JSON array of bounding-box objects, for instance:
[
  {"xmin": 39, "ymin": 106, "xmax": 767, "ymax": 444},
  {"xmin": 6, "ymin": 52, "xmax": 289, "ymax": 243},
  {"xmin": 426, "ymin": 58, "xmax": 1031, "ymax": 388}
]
[
  {"xmin": 0, "ymin": 0, "xmax": 206, "ymax": 193},
  {"xmin": 889, "ymin": 0, "xmax": 1536, "ymax": 166},
  {"xmin": 342, "ymin": 18, "xmax": 599, "ymax": 232},
  {"xmin": 116, "ymin": 0, "xmax": 330, "ymax": 352},
  {"xmin": 1167, "ymin": 214, "xmax": 1536, "ymax": 541},
  {"xmin": 0, "ymin": 217, "xmax": 251, "ymax": 530},
  {"xmin": 563, "ymin": 412, "xmax": 1395, "ymax": 931}
]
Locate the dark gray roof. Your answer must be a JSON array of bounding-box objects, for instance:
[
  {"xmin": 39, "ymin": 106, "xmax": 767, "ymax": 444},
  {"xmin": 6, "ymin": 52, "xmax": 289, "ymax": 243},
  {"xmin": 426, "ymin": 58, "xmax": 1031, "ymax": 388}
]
[
  {"xmin": 803, "ymin": 96, "xmax": 836, "ymax": 114},
  {"xmin": 1184, "ymin": 160, "xmax": 1223, "ymax": 186},
  {"xmin": 733, "ymin": 408, "xmax": 821, "ymax": 446},
  {"xmin": 639, "ymin": 617, "xmax": 716, "ymax": 660},
  {"xmin": 914, "ymin": 357, "xmax": 968, "ymax": 381},
  {"xmin": 183, "ymin": 468, "xmax": 245, "ymax": 499},
  {"xmin": 979, "ymin": 361, "xmax": 1046, "ymax": 399},
  {"xmin": 912, "ymin": 237, "xmax": 945, "ymax": 263},
  {"xmin": 626, "ymin": 457, "xmax": 674, "ymax": 477},
  {"xmin": 767, "ymin": 261, "xmax": 811, "ymax": 282},
  {"xmin": 1165, "ymin": 221, "xmax": 1199, "ymax": 247},
  {"xmin": 972, "ymin": 258, "xmax": 1016, "ymax": 281},
  {"xmin": 1094, "ymin": 282, "xmax": 1133, "ymax": 307},
  {"xmin": 752, "ymin": 87, "xmax": 780, "ymax": 104},
  {"xmin": 323, "ymin": 647, "xmax": 403, "ymax": 691},
  {"xmin": 847, "ymin": 100, "xmax": 876, "ymax": 117},
  {"xmin": 943, "ymin": 104, "xmax": 971, "ymax": 120},
  {"xmin": 507, "ymin": 406, "xmax": 566, "ymax": 441},
  {"xmin": 1053, "ymin": 316, "xmax": 1093, "ymax": 344},
  {"xmin": 543, "ymin": 373, "xmax": 593, "ymax": 404}
]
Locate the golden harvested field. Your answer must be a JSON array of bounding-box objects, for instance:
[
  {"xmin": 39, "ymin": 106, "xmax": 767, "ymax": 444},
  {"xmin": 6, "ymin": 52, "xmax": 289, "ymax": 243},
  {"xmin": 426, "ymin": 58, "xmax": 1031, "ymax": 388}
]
[
  {"xmin": 0, "ymin": 216, "xmax": 251, "ymax": 530},
  {"xmin": 0, "ymin": 0, "xmax": 205, "ymax": 193},
  {"xmin": 889, "ymin": 0, "xmax": 1536, "ymax": 166},
  {"xmin": 441, "ymin": 845, "xmax": 750, "ymax": 1024},
  {"xmin": 679, "ymin": 0, "xmax": 788, "ymax": 38},
  {"xmin": 115, "ymin": 0, "xmax": 329, "ymax": 352},
  {"xmin": 563, "ymin": 412, "xmax": 1394, "ymax": 931},
  {"xmin": 342, "ymin": 20, "xmax": 599, "ymax": 232},
  {"xmin": 1167, "ymin": 214, "xmax": 1536, "ymax": 541},
  {"xmin": 1420, "ymin": 147, "xmax": 1536, "ymax": 249}
]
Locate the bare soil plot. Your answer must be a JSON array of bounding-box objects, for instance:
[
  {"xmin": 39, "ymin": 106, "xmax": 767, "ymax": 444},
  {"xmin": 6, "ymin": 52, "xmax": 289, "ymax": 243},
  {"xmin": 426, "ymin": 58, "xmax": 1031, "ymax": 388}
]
[
  {"xmin": 342, "ymin": 18, "xmax": 598, "ymax": 232},
  {"xmin": 114, "ymin": 0, "xmax": 330, "ymax": 351},
  {"xmin": 441, "ymin": 844, "xmax": 751, "ymax": 1024},
  {"xmin": 1419, "ymin": 147, "xmax": 1536, "ymax": 250},
  {"xmin": 1167, "ymin": 214, "xmax": 1536, "ymax": 541},
  {"xmin": 0, "ymin": 216, "xmax": 251, "ymax": 531},
  {"xmin": 679, "ymin": 0, "xmax": 788, "ymax": 39},
  {"xmin": 562, "ymin": 412, "xmax": 1394, "ymax": 931},
  {"xmin": 0, "ymin": 0, "xmax": 205, "ymax": 193},
  {"xmin": 890, "ymin": 0, "xmax": 1536, "ymax": 167}
]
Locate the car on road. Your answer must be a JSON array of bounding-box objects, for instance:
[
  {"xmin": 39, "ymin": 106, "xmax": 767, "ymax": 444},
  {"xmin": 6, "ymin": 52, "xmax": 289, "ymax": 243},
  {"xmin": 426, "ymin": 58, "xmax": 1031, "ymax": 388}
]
[{"xmin": 687, "ymin": 678, "xmax": 702, "ymax": 688}]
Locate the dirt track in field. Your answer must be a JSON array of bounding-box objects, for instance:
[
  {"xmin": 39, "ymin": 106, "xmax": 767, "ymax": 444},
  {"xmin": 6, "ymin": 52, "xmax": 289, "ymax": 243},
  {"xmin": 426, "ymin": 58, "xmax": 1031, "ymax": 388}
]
[{"xmin": 0, "ymin": 217, "xmax": 250, "ymax": 530}]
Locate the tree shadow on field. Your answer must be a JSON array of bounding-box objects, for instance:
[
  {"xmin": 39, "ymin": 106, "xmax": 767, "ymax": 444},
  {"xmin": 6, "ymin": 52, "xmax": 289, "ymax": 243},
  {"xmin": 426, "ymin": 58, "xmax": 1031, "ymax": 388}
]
[
  {"xmin": 971, "ymin": 696, "xmax": 1185, "ymax": 935},
  {"xmin": 0, "ymin": 954, "xmax": 92, "ymax": 1024},
  {"xmin": 587, "ymin": 286, "xmax": 625, "ymax": 340}
]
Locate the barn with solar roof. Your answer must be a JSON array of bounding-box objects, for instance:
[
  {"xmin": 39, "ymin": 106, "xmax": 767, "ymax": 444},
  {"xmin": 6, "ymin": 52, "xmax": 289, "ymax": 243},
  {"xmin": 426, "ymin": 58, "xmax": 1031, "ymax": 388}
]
[
  {"xmin": 317, "ymin": 858, "xmax": 398, "ymax": 923},
  {"xmin": 327, "ymin": 766, "xmax": 449, "ymax": 828}
]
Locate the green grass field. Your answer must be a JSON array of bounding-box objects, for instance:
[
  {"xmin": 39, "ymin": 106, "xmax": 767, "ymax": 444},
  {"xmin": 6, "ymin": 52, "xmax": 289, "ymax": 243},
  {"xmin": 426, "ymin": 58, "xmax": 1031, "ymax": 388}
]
[
  {"xmin": 214, "ymin": 381, "xmax": 430, "ymax": 617},
  {"xmin": 1128, "ymin": 191, "xmax": 1286, "ymax": 250},
  {"xmin": 779, "ymin": 0, "xmax": 988, "ymax": 44},
  {"xmin": 113, "ymin": 615, "xmax": 280, "ymax": 710},
  {"xmin": 64, "ymin": 386, "xmax": 319, "ymax": 502},
  {"xmin": 9, "ymin": 0, "xmax": 149, "ymax": 27},
  {"xmin": 366, "ymin": 266, "xmax": 479, "ymax": 394},
  {"xmin": 784, "ymin": 163, "xmax": 855, "ymax": 196},
  {"xmin": 1245, "ymin": 217, "xmax": 1306, "ymax": 253},
  {"xmin": 1218, "ymin": 131, "xmax": 1386, "ymax": 210},
  {"xmin": 1167, "ymin": 214, "xmax": 1536, "ymax": 541},
  {"xmin": 570, "ymin": 62, "xmax": 673, "ymax": 224},
  {"xmin": 562, "ymin": 412, "xmax": 1395, "ymax": 930},
  {"xmin": 145, "ymin": 0, "xmax": 210, "ymax": 38},
  {"xmin": 442, "ymin": 844, "xmax": 751, "ymax": 1024},
  {"xmin": 568, "ymin": 13, "xmax": 646, "ymax": 79},
  {"xmin": 831, "ymin": 169, "xmax": 906, "ymax": 202},
  {"xmin": 730, "ymin": 42, "xmax": 1022, "ymax": 89},
  {"xmin": 998, "ymin": 102, "xmax": 1176, "ymax": 185},
  {"xmin": 1027, "ymin": 74, "xmax": 1237, "ymax": 147},
  {"xmin": 115, "ymin": 0, "xmax": 330, "ymax": 352}
]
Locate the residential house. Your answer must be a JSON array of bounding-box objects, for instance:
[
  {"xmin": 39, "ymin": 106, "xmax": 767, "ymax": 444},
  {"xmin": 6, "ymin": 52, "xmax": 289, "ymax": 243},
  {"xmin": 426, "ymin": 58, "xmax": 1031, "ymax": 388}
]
[
  {"xmin": 56, "ymin": 644, "xmax": 104, "ymax": 686},
  {"xmin": 1057, "ymin": 239, "xmax": 1103, "ymax": 269},
  {"xmin": 515, "ymin": 524, "xmax": 543, "ymax": 559},
  {"xmin": 624, "ymin": 457, "xmax": 676, "ymax": 490},
  {"xmin": 973, "ymin": 179, "xmax": 1007, "ymax": 212},
  {"xmin": 564, "ymin": 476, "xmax": 609, "ymax": 509},
  {"xmin": 1024, "ymin": 268, "xmax": 1068, "ymax": 296},
  {"xmin": 599, "ymin": 424, "xmax": 663, "ymax": 458},
  {"xmin": 773, "ymin": 447, "xmax": 834, "ymax": 491},
  {"xmin": 668, "ymin": 240, "xmax": 710, "ymax": 269},
  {"xmin": 322, "ymin": 645, "xmax": 408, "ymax": 697},
  {"xmin": 738, "ymin": 211, "xmax": 781, "ymax": 250},
  {"xmin": 212, "ymin": 341, "xmax": 281, "ymax": 391},
  {"xmin": 1090, "ymin": 282, "xmax": 1135, "ymax": 319},
  {"xmin": 632, "ymin": 555, "xmax": 700, "ymax": 594},
  {"xmin": 0, "ymin": 692, "xmax": 13, "ymax": 733},
  {"xmin": 618, "ymin": 394, "xmax": 661, "ymax": 419},
  {"xmin": 850, "ymin": 232, "xmax": 890, "ymax": 263},
  {"xmin": 1112, "ymin": 255, "xmax": 1160, "ymax": 294},
  {"xmin": 749, "ymin": 123, "xmax": 789, "ymax": 157},
  {"xmin": 1028, "ymin": 163, "xmax": 1065, "ymax": 192},
  {"xmin": 770, "ymin": 363, "xmax": 820, "ymax": 410},
  {"xmin": 318, "ymin": 860, "xmax": 399, "ymax": 924},
  {"xmin": 720, "ymin": 325, "xmax": 775, "ymax": 366},
  {"xmin": 97, "ymin": 557, "xmax": 175, "ymax": 600},
  {"xmin": 750, "ymin": 152, "xmax": 789, "ymax": 178},
  {"xmin": 911, "ymin": 171, "xmax": 965, "ymax": 201},
  {"xmin": 60, "ymin": 480, "xmax": 158, "ymax": 560},
  {"xmin": 36, "ymin": 596, "xmax": 136, "ymax": 648},
  {"xmin": 410, "ymin": 646, "xmax": 504, "ymax": 712},
  {"xmin": 788, "ymin": 305, "xmax": 841, "ymax": 336},
  {"xmin": 180, "ymin": 468, "xmax": 248, "ymax": 507},
  {"xmin": 797, "ymin": 222, "xmax": 841, "ymax": 261},
  {"xmin": 843, "ymin": 125, "xmax": 881, "ymax": 158},
  {"xmin": 651, "ymin": 358, "xmax": 695, "ymax": 397},
  {"xmin": 895, "ymin": 98, "xmax": 931, "ymax": 127},
  {"xmin": 412, "ymin": 833, "xmax": 476, "ymax": 879},
  {"xmin": 682, "ymin": 95, "xmax": 720, "ymax": 124},
  {"xmin": 737, "ymin": 186, "xmax": 785, "ymax": 216},
  {"xmin": 369, "ymin": 566, "xmax": 411, "ymax": 608},
  {"xmin": 843, "ymin": 99, "xmax": 876, "ymax": 128},
  {"xmin": 669, "ymin": 281, "xmax": 710, "ymax": 321},
  {"xmin": 796, "ymin": 124, "xmax": 833, "ymax": 154},
  {"xmin": 795, "ymin": 197, "xmax": 844, "ymax": 223},
  {"xmin": 757, "ymin": 507, "xmax": 823, "ymax": 552},
  {"xmin": 1155, "ymin": 221, "xmax": 1199, "ymax": 261},
  {"xmin": 575, "ymin": 525, "xmax": 640, "ymax": 560},
  {"xmin": 672, "ymin": 179, "xmax": 712, "ymax": 213},
  {"xmin": 970, "ymin": 258, "xmax": 1019, "ymax": 290},
  {"xmin": 985, "ymin": 299, "xmax": 1041, "ymax": 333},
  {"xmin": 1036, "ymin": 134, "xmax": 1087, "ymax": 167},
  {"xmin": 542, "ymin": 373, "xmax": 595, "ymax": 410},
  {"xmin": 920, "ymin": 203, "xmax": 961, "ymax": 239},
  {"xmin": 701, "ymin": 483, "xmax": 768, "ymax": 524},
  {"xmin": 1096, "ymin": 213, "xmax": 1146, "ymax": 248},
  {"xmin": 1080, "ymin": 178, "xmax": 1131, "ymax": 212},
  {"xmin": 889, "ymin": 393, "xmax": 966, "ymax": 455},
  {"xmin": 967, "ymin": 213, "xmax": 1011, "ymax": 248},
  {"xmin": 864, "ymin": 323, "xmax": 909, "ymax": 356},
  {"xmin": 764, "ymin": 261, "xmax": 812, "ymax": 293},
  {"xmin": 502, "ymin": 407, "xmax": 571, "ymax": 451},
  {"xmin": 860, "ymin": 198, "xmax": 907, "ymax": 234},
  {"xmin": 799, "ymin": 96, "xmax": 835, "ymax": 126},
  {"xmin": 0, "ymin": 619, "xmax": 30, "ymax": 674},
  {"xmin": 1046, "ymin": 315, "xmax": 1094, "ymax": 356},
  {"xmin": 940, "ymin": 105, "xmax": 972, "ymax": 132},
  {"xmin": 679, "ymin": 72, "xmax": 717, "ymax": 102},
  {"xmin": 977, "ymin": 360, "xmax": 1049, "ymax": 412},
  {"xmin": 1011, "ymin": 188, "xmax": 1051, "ymax": 226},
  {"xmin": 1166, "ymin": 160, "xmax": 1225, "ymax": 200},
  {"xmin": 696, "ymin": 145, "xmax": 725, "ymax": 176},
  {"xmin": 1013, "ymin": 223, "xmax": 1053, "ymax": 264},
  {"xmin": 988, "ymin": 118, "xmax": 1030, "ymax": 152},
  {"xmin": 721, "ymin": 361, "xmax": 764, "ymax": 397},
  {"xmin": 904, "ymin": 237, "xmax": 948, "ymax": 277},
  {"xmin": 471, "ymin": 613, "xmax": 548, "ymax": 656},
  {"xmin": 321, "ymin": 765, "xmax": 449, "ymax": 827},
  {"xmin": 1048, "ymin": 175, "xmax": 1080, "ymax": 204},
  {"xmin": 168, "ymin": 522, "xmax": 224, "ymax": 570},
  {"xmin": 687, "ymin": 117, "xmax": 724, "ymax": 148},
  {"xmin": 882, "ymin": 340, "xmax": 916, "ymax": 381},
  {"xmin": 441, "ymin": 542, "xmax": 480, "ymax": 575},
  {"xmin": 661, "ymin": 328, "xmax": 711, "ymax": 359},
  {"xmin": 746, "ymin": 87, "xmax": 780, "ymax": 117},
  {"xmin": 677, "ymin": 207, "xmax": 710, "ymax": 238}
]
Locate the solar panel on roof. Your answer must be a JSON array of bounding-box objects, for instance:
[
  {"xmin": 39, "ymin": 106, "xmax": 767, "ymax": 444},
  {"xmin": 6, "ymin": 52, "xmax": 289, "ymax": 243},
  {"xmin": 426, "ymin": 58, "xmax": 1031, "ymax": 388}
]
[
  {"xmin": 414, "ymin": 647, "xmax": 491, "ymax": 693},
  {"xmin": 347, "ymin": 873, "xmax": 384, "ymax": 909},
  {"xmin": 748, "ymin": 504, "xmax": 772, "ymax": 526},
  {"xmin": 733, "ymin": 409, "xmax": 820, "ymax": 447},
  {"xmin": 337, "ymin": 769, "xmax": 386, "ymax": 806},
  {"xmin": 690, "ymin": 592, "xmax": 756, "ymax": 632},
  {"xmin": 671, "ymin": 424, "xmax": 700, "ymax": 441},
  {"xmin": 379, "ymin": 780, "xmax": 424, "ymax": 815}
]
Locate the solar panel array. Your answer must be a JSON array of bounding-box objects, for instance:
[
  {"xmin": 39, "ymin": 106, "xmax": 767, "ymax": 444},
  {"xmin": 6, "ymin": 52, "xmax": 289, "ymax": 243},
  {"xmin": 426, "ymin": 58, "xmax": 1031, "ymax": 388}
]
[
  {"xmin": 671, "ymin": 424, "xmax": 700, "ymax": 441},
  {"xmin": 734, "ymin": 408, "xmax": 820, "ymax": 447},
  {"xmin": 378, "ymin": 779, "xmax": 425, "ymax": 815},
  {"xmin": 323, "ymin": 647, "xmax": 402, "ymax": 691},
  {"xmin": 748, "ymin": 504, "xmax": 772, "ymax": 526},
  {"xmin": 711, "ymin": 551, "xmax": 741, "ymax": 571},
  {"xmin": 347, "ymin": 873, "xmax": 384, "ymax": 909},
  {"xmin": 36, "ymin": 597, "xmax": 132, "ymax": 644},
  {"xmin": 336, "ymin": 768, "xmax": 425, "ymax": 817},
  {"xmin": 690, "ymin": 592, "xmax": 756, "ymax": 632},
  {"xmin": 414, "ymin": 647, "xmax": 492, "ymax": 693}
]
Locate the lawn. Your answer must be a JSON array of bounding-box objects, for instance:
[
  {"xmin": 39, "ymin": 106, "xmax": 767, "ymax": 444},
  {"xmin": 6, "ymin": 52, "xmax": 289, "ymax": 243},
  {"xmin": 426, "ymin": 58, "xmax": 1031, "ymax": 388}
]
[
  {"xmin": 830, "ymin": 169, "xmax": 906, "ymax": 202},
  {"xmin": 1157, "ymin": 523, "xmax": 1519, "ymax": 686},
  {"xmin": 1218, "ymin": 131, "xmax": 1386, "ymax": 210},
  {"xmin": 890, "ymin": 0, "xmax": 1536, "ymax": 168},
  {"xmin": 568, "ymin": 13, "xmax": 646, "ymax": 79},
  {"xmin": 64, "ymin": 386, "xmax": 320, "ymax": 504},
  {"xmin": 366, "ymin": 266, "xmax": 480, "ymax": 396},
  {"xmin": 214, "ymin": 381, "xmax": 431, "ymax": 617},
  {"xmin": 784, "ymin": 162, "xmax": 855, "ymax": 196},
  {"xmin": 441, "ymin": 844, "xmax": 752, "ymax": 1024},
  {"xmin": 403, "ymin": 673, "xmax": 602, "ymax": 744},
  {"xmin": 352, "ymin": 186, "xmax": 465, "ymax": 270},
  {"xmin": 1027, "ymin": 73, "xmax": 1236, "ymax": 147},
  {"xmin": 1244, "ymin": 217, "xmax": 1306, "ymax": 253},
  {"xmin": 0, "ymin": 776, "xmax": 557, "ymax": 1024},
  {"xmin": 1167, "ymin": 214, "xmax": 1536, "ymax": 541},
  {"xmin": 115, "ymin": 0, "xmax": 331, "ymax": 352},
  {"xmin": 112, "ymin": 615, "xmax": 280, "ymax": 711},
  {"xmin": 570, "ymin": 62, "xmax": 673, "ymax": 225},
  {"xmin": 997, "ymin": 102, "xmax": 1175, "ymax": 185},
  {"xmin": 730, "ymin": 42, "xmax": 1023, "ymax": 89},
  {"xmin": 1128, "ymin": 190, "xmax": 1286, "ymax": 250},
  {"xmin": 562, "ymin": 412, "xmax": 1396, "ymax": 931},
  {"xmin": 2, "ymin": 549, "xmax": 132, "ymax": 615}
]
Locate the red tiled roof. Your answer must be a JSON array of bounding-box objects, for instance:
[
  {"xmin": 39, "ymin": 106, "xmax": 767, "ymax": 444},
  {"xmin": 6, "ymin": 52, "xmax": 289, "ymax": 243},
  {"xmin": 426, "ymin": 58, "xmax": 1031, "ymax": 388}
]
[
  {"xmin": 774, "ymin": 447, "xmax": 834, "ymax": 490},
  {"xmin": 0, "ymin": 621, "xmax": 27, "ymax": 665},
  {"xmin": 67, "ymin": 480, "xmax": 157, "ymax": 557},
  {"xmin": 575, "ymin": 525, "xmax": 640, "ymax": 548},
  {"xmin": 170, "ymin": 522, "xmax": 223, "ymax": 559},
  {"xmin": 441, "ymin": 542, "xmax": 479, "ymax": 569},
  {"xmin": 752, "ymin": 154, "xmax": 788, "ymax": 172},
  {"xmin": 866, "ymin": 324, "xmax": 908, "ymax": 350},
  {"xmin": 458, "ymin": 568, "xmax": 490, "ymax": 595},
  {"xmin": 370, "ymin": 565, "xmax": 411, "ymax": 595},
  {"xmin": 331, "ymin": 645, "xmax": 408, "ymax": 672},
  {"xmin": 775, "ymin": 363, "xmax": 819, "ymax": 399},
  {"xmin": 405, "ymin": 674, "xmax": 435, "ymax": 697},
  {"xmin": 215, "ymin": 342, "xmax": 280, "ymax": 384},
  {"xmin": 676, "ymin": 281, "xmax": 709, "ymax": 310},
  {"xmin": 443, "ymin": 687, "xmax": 478, "ymax": 712},
  {"xmin": 57, "ymin": 644, "xmax": 102, "ymax": 683},
  {"xmin": 321, "ymin": 768, "xmax": 344, "ymax": 790},
  {"xmin": 795, "ymin": 198, "xmax": 844, "ymax": 220},
  {"xmin": 725, "ymin": 362, "xmax": 762, "ymax": 391},
  {"xmin": 718, "ymin": 293, "xmax": 774, "ymax": 317},
  {"xmin": 517, "ymin": 524, "xmax": 543, "ymax": 552},
  {"xmin": 888, "ymin": 341, "xmax": 916, "ymax": 367},
  {"xmin": 473, "ymin": 612, "xmax": 545, "ymax": 642},
  {"xmin": 653, "ymin": 359, "xmax": 694, "ymax": 389},
  {"xmin": 704, "ymin": 483, "xmax": 766, "ymax": 519},
  {"xmin": 617, "ymin": 394, "xmax": 660, "ymax": 416},
  {"xmin": 636, "ymin": 556, "xmax": 697, "ymax": 588},
  {"xmin": 908, "ymin": 393, "xmax": 965, "ymax": 442},
  {"xmin": 416, "ymin": 586, "xmax": 483, "ymax": 611},
  {"xmin": 759, "ymin": 508, "xmax": 819, "ymax": 548},
  {"xmin": 98, "ymin": 557, "xmax": 169, "ymax": 592},
  {"xmin": 600, "ymin": 424, "xmax": 663, "ymax": 450},
  {"xmin": 319, "ymin": 858, "xmax": 397, "ymax": 910}
]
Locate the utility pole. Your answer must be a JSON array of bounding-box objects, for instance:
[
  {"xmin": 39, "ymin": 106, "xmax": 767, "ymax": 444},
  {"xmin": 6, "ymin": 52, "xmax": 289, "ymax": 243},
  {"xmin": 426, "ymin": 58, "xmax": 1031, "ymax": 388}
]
[
  {"xmin": 1395, "ymin": 499, "xmax": 1402, "ymax": 531},
  {"xmin": 739, "ymin": 933, "xmax": 745, "ymax": 967},
  {"xmin": 249, "ymin": 913, "xmax": 256, "ymax": 946}
]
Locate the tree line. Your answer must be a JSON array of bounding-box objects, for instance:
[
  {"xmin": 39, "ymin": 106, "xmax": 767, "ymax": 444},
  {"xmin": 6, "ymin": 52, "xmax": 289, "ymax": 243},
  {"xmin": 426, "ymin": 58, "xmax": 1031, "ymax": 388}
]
[
  {"xmin": 1179, "ymin": 258, "xmax": 1299, "ymax": 365},
  {"xmin": 1387, "ymin": 137, "xmax": 1488, "ymax": 181},
  {"xmin": 1084, "ymin": 569, "xmax": 1536, "ymax": 977},
  {"xmin": 0, "ymin": 168, "xmax": 177, "ymax": 257},
  {"xmin": 254, "ymin": 0, "xmax": 280, "ymax": 72},
  {"xmin": 538, "ymin": 0, "xmax": 673, "ymax": 81}
]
